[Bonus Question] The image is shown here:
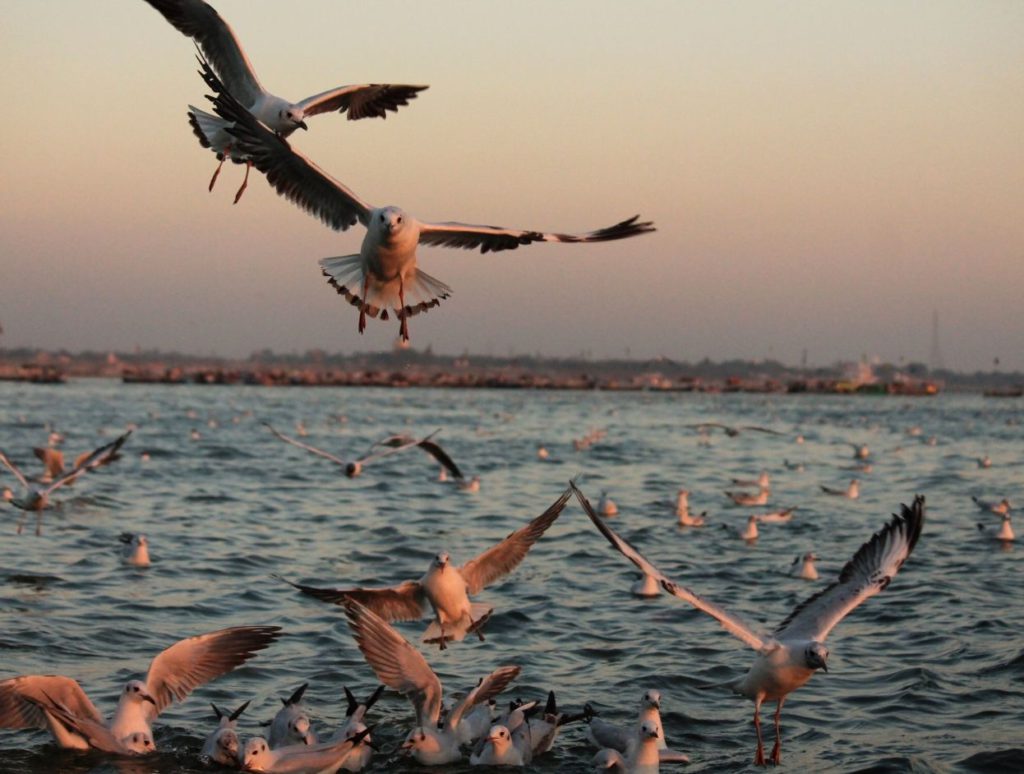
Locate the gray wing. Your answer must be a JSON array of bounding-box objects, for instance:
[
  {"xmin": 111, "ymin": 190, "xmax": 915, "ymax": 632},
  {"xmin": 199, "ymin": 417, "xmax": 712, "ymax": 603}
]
[
  {"xmin": 200, "ymin": 58, "xmax": 374, "ymax": 231},
  {"xmin": 23, "ymin": 694, "xmax": 131, "ymax": 754},
  {"xmin": 143, "ymin": 0, "xmax": 264, "ymax": 106},
  {"xmin": 0, "ymin": 675, "xmax": 102, "ymax": 729},
  {"xmin": 297, "ymin": 83, "xmax": 428, "ymax": 120},
  {"xmin": 587, "ymin": 716, "xmax": 631, "ymax": 753},
  {"xmin": 459, "ymin": 486, "xmax": 572, "ymax": 595},
  {"xmin": 415, "ymin": 437, "xmax": 464, "ymax": 480},
  {"xmin": 263, "ymin": 422, "xmax": 348, "ymax": 467},
  {"xmin": 278, "ymin": 575, "xmax": 428, "ymax": 621},
  {"xmin": 0, "ymin": 451, "xmax": 29, "ymax": 489},
  {"xmin": 417, "ymin": 215, "xmax": 654, "ymax": 254},
  {"xmin": 445, "ymin": 666, "xmax": 520, "ymax": 733},
  {"xmin": 775, "ymin": 496, "xmax": 925, "ymax": 642},
  {"xmin": 143, "ymin": 626, "xmax": 282, "ymax": 716},
  {"xmin": 43, "ymin": 431, "xmax": 131, "ymax": 496},
  {"xmin": 343, "ymin": 599, "xmax": 442, "ymax": 728},
  {"xmin": 573, "ymin": 482, "xmax": 767, "ymax": 651}
]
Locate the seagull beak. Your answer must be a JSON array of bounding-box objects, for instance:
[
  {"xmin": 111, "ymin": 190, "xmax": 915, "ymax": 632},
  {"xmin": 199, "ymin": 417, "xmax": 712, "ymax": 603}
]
[
  {"xmin": 297, "ymin": 120, "xmax": 308, "ymax": 131},
  {"xmin": 821, "ymin": 662, "xmax": 829, "ymax": 673},
  {"xmin": 142, "ymin": 692, "xmax": 157, "ymax": 706}
]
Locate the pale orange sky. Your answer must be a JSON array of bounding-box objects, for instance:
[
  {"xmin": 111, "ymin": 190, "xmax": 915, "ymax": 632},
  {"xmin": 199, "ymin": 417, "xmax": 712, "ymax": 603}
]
[{"xmin": 1, "ymin": 0, "xmax": 1021, "ymax": 370}]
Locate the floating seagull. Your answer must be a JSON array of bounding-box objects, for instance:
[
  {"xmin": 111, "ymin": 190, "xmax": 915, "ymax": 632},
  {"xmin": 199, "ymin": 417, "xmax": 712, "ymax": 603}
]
[
  {"xmin": 0, "ymin": 625, "xmax": 281, "ymax": 753},
  {"xmin": 470, "ymin": 724, "xmax": 526, "ymax": 766},
  {"xmin": 240, "ymin": 726, "xmax": 374, "ymax": 774},
  {"xmin": 685, "ymin": 423, "xmax": 784, "ymax": 438},
  {"xmin": 269, "ymin": 683, "xmax": 317, "ymax": 748},
  {"xmin": 342, "ymin": 599, "xmax": 520, "ymax": 766},
  {"xmin": 753, "ymin": 507, "xmax": 796, "ymax": 524},
  {"xmin": 631, "ymin": 573, "xmax": 661, "ymax": 598},
  {"xmin": 200, "ymin": 59, "xmax": 654, "ymax": 341},
  {"xmin": 788, "ymin": 553, "xmax": 819, "ymax": 581},
  {"xmin": 675, "ymin": 489, "xmax": 707, "ymax": 527},
  {"xmin": 783, "ymin": 460, "xmax": 805, "ymax": 472},
  {"xmin": 598, "ymin": 491, "xmax": 619, "ymax": 517},
  {"xmin": 1, "ymin": 431, "xmax": 131, "ymax": 535},
  {"xmin": 848, "ymin": 443, "xmax": 871, "ymax": 460},
  {"xmin": 119, "ymin": 533, "xmax": 151, "ymax": 567},
  {"xmin": 592, "ymin": 721, "xmax": 663, "ymax": 773},
  {"xmin": 977, "ymin": 513, "xmax": 1015, "ymax": 542},
  {"xmin": 971, "ymin": 495, "xmax": 1011, "ymax": 515},
  {"xmin": 537, "ymin": 446, "xmax": 550, "ymax": 460},
  {"xmin": 574, "ymin": 482, "xmax": 924, "ymax": 766},
  {"xmin": 977, "ymin": 455, "xmax": 992, "ymax": 469},
  {"xmin": 586, "ymin": 690, "xmax": 688, "ymax": 764},
  {"xmin": 725, "ymin": 488, "xmax": 769, "ymax": 507},
  {"xmin": 511, "ymin": 691, "xmax": 589, "ymax": 761},
  {"xmin": 729, "ymin": 515, "xmax": 759, "ymax": 541},
  {"xmin": 143, "ymin": 0, "xmax": 426, "ymax": 203},
  {"xmin": 731, "ymin": 471, "xmax": 770, "ymax": 489},
  {"xmin": 327, "ymin": 685, "xmax": 384, "ymax": 771},
  {"xmin": 263, "ymin": 422, "xmax": 427, "ymax": 478},
  {"xmin": 280, "ymin": 486, "xmax": 570, "ymax": 648},
  {"xmin": 454, "ymin": 698, "xmax": 498, "ymax": 745},
  {"xmin": 820, "ymin": 479, "xmax": 859, "ymax": 499},
  {"xmin": 201, "ymin": 700, "xmax": 250, "ymax": 767},
  {"xmin": 457, "ymin": 474, "xmax": 483, "ymax": 493}
]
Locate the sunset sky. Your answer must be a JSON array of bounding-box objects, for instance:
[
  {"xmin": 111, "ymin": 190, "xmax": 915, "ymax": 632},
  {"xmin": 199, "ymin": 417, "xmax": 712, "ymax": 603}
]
[{"xmin": 1, "ymin": 0, "xmax": 1021, "ymax": 370}]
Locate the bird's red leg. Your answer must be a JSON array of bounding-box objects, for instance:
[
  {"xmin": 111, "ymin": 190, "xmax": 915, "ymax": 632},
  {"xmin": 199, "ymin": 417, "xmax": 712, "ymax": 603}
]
[
  {"xmin": 770, "ymin": 699, "xmax": 784, "ymax": 765},
  {"xmin": 209, "ymin": 146, "xmax": 229, "ymax": 192},
  {"xmin": 753, "ymin": 699, "xmax": 765, "ymax": 766},
  {"xmin": 358, "ymin": 275, "xmax": 369, "ymax": 334},
  {"xmin": 437, "ymin": 622, "xmax": 447, "ymax": 651},
  {"xmin": 398, "ymin": 275, "xmax": 410, "ymax": 341},
  {"xmin": 233, "ymin": 160, "xmax": 251, "ymax": 204}
]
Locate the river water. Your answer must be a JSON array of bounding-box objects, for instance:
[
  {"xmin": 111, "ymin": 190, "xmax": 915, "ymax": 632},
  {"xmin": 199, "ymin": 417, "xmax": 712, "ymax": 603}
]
[{"xmin": 1, "ymin": 380, "xmax": 1021, "ymax": 772}]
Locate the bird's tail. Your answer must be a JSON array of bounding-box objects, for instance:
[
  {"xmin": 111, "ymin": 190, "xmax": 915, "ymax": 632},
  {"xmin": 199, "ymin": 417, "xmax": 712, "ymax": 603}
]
[
  {"xmin": 320, "ymin": 256, "xmax": 452, "ymax": 324},
  {"xmin": 422, "ymin": 603, "xmax": 493, "ymax": 644},
  {"xmin": 187, "ymin": 105, "xmax": 233, "ymax": 156}
]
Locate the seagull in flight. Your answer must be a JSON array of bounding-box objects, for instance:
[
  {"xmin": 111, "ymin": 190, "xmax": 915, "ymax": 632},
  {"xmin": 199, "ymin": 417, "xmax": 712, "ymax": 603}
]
[
  {"xmin": 573, "ymin": 482, "xmax": 924, "ymax": 766},
  {"xmin": 280, "ymin": 486, "xmax": 571, "ymax": 648},
  {"xmin": 262, "ymin": 422, "xmax": 433, "ymax": 478},
  {"xmin": 142, "ymin": 0, "xmax": 427, "ymax": 203},
  {"xmin": 365, "ymin": 432, "xmax": 466, "ymax": 482},
  {"xmin": 200, "ymin": 59, "xmax": 655, "ymax": 341},
  {"xmin": 1, "ymin": 431, "xmax": 131, "ymax": 534},
  {"xmin": 684, "ymin": 423, "xmax": 784, "ymax": 438},
  {"xmin": 0, "ymin": 625, "xmax": 281, "ymax": 753},
  {"xmin": 342, "ymin": 599, "xmax": 520, "ymax": 766}
]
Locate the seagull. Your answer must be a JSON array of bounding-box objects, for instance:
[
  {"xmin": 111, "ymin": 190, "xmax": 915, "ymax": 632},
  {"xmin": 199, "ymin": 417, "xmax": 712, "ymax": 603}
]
[
  {"xmin": 240, "ymin": 727, "xmax": 374, "ymax": 774},
  {"xmin": 977, "ymin": 455, "xmax": 992, "ymax": 469},
  {"xmin": 753, "ymin": 507, "xmax": 796, "ymax": 524},
  {"xmin": 201, "ymin": 699, "xmax": 250, "ymax": 767},
  {"xmin": 263, "ymin": 422, "xmax": 427, "ymax": 478},
  {"xmin": 453, "ymin": 698, "xmax": 497, "ymax": 745},
  {"xmin": 119, "ymin": 533, "xmax": 151, "ymax": 567},
  {"xmin": 586, "ymin": 690, "xmax": 688, "ymax": 764},
  {"xmin": 142, "ymin": 0, "xmax": 427, "ymax": 203},
  {"xmin": 592, "ymin": 721, "xmax": 663, "ymax": 773},
  {"xmin": 631, "ymin": 574, "xmax": 661, "ymax": 598},
  {"xmin": 200, "ymin": 59, "xmax": 655, "ymax": 341},
  {"xmin": 0, "ymin": 431, "xmax": 131, "ymax": 535},
  {"xmin": 820, "ymin": 479, "xmax": 859, "ymax": 499},
  {"xmin": 324, "ymin": 685, "xmax": 383, "ymax": 771},
  {"xmin": 675, "ymin": 489, "xmax": 707, "ymax": 527},
  {"xmin": 470, "ymin": 724, "xmax": 526, "ymax": 766},
  {"xmin": 731, "ymin": 471, "xmax": 771, "ymax": 489},
  {"xmin": 457, "ymin": 474, "xmax": 483, "ymax": 493},
  {"xmin": 537, "ymin": 446, "xmax": 550, "ymax": 460},
  {"xmin": 971, "ymin": 495, "xmax": 1011, "ymax": 516},
  {"xmin": 364, "ymin": 432, "xmax": 465, "ymax": 481},
  {"xmin": 734, "ymin": 515, "xmax": 759, "ymax": 541},
  {"xmin": 685, "ymin": 423, "xmax": 784, "ymax": 438},
  {"xmin": 33, "ymin": 444, "xmax": 121, "ymax": 485},
  {"xmin": 725, "ymin": 488, "xmax": 769, "ymax": 507},
  {"xmin": 280, "ymin": 485, "xmax": 571, "ymax": 648},
  {"xmin": 342, "ymin": 599, "xmax": 520, "ymax": 766},
  {"xmin": 783, "ymin": 460, "xmax": 805, "ymax": 472},
  {"xmin": 598, "ymin": 491, "xmax": 619, "ymax": 517},
  {"xmin": 573, "ymin": 482, "xmax": 925, "ymax": 765},
  {"xmin": 849, "ymin": 443, "xmax": 871, "ymax": 460},
  {"xmin": 977, "ymin": 513, "xmax": 1015, "ymax": 542},
  {"xmin": 269, "ymin": 683, "xmax": 317, "ymax": 748},
  {"xmin": 510, "ymin": 691, "xmax": 589, "ymax": 761},
  {"xmin": 788, "ymin": 553, "xmax": 819, "ymax": 580},
  {"xmin": 0, "ymin": 625, "xmax": 282, "ymax": 752}
]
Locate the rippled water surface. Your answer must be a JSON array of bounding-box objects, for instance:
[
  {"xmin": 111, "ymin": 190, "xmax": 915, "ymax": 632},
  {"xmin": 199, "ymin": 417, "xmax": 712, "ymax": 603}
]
[{"xmin": 1, "ymin": 380, "xmax": 1022, "ymax": 773}]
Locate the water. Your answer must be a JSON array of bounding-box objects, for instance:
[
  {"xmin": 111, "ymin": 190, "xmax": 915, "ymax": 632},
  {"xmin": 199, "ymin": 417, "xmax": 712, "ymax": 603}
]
[{"xmin": 1, "ymin": 380, "xmax": 1021, "ymax": 773}]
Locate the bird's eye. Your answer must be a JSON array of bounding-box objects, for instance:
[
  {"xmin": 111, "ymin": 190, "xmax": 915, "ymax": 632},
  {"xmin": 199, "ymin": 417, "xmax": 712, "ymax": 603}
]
[{"xmin": 397, "ymin": 216, "xmax": 403, "ymax": 223}]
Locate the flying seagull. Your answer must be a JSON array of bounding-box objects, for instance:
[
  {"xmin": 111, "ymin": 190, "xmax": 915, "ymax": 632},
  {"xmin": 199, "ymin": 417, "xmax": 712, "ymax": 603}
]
[
  {"xmin": 263, "ymin": 422, "xmax": 431, "ymax": 478},
  {"xmin": 279, "ymin": 485, "xmax": 572, "ymax": 648},
  {"xmin": 364, "ymin": 432, "xmax": 466, "ymax": 481},
  {"xmin": 573, "ymin": 482, "xmax": 924, "ymax": 766},
  {"xmin": 142, "ymin": 0, "xmax": 427, "ymax": 203},
  {"xmin": 200, "ymin": 58, "xmax": 655, "ymax": 341},
  {"xmin": 0, "ymin": 625, "xmax": 282, "ymax": 753}
]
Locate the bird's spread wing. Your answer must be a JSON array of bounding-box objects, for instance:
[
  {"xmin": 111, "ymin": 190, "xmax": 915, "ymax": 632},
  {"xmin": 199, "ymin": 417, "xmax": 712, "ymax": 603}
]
[
  {"xmin": 775, "ymin": 496, "xmax": 925, "ymax": 642},
  {"xmin": 24, "ymin": 693, "xmax": 130, "ymax": 754},
  {"xmin": 44, "ymin": 431, "xmax": 131, "ymax": 495},
  {"xmin": 143, "ymin": 0, "xmax": 264, "ymax": 106},
  {"xmin": 343, "ymin": 599, "xmax": 442, "ymax": 728},
  {"xmin": 0, "ymin": 451, "xmax": 29, "ymax": 489},
  {"xmin": 200, "ymin": 58, "xmax": 374, "ymax": 231},
  {"xmin": 445, "ymin": 666, "xmax": 521, "ymax": 733},
  {"xmin": 460, "ymin": 486, "xmax": 572, "ymax": 595},
  {"xmin": 297, "ymin": 83, "xmax": 428, "ymax": 120},
  {"xmin": 355, "ymin": 434, "xmax": 427, "ymax": 467},
  {"xmin": 33, "ymin": 448, "xmax": 64, "ymax": 480},
  {"xmin": 573, "ymin": 482, "xmax": 767, "ymax": 651},
  {"xmin": 0, "ymin": 675, "xmax": 102, "ymax": 729},
  {"xmin": 415, "ymin": 437, "xmax": 464, "ymax": 480},
  {"xmin": 417, "ymin": 215, "xmax": 655, "ymax": 254},
  {"xmin": 741, "ymin": 425, "xmax": 785, "ymax": 436},
  {"xmin": 278, "ymin": 575, "xmax": 427, "ymax": 621},
  {"xmin": 263, "ymin": 422, "xmax": 347, "ymax": 467},
  {"xmin": 143, "ymin": 626, "xmax": 282, "ymax": 717}
]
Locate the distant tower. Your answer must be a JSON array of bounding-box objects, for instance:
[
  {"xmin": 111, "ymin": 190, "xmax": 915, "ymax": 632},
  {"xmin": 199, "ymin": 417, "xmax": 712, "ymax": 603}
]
[{"xmin": 928, "ymin": 310, "xmax": 945, "ymax": 371}]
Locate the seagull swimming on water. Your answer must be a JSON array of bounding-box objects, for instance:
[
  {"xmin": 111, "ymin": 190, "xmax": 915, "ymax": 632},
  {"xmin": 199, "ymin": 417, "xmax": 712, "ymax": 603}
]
[
  {"xmin": 342, "ymin": 599, "xmax": 520, "ymax": 766},
  {"xmin": 0, "ymin": 625, "xmax": 282, "ymax": 753},
  {"xmin": 142, "ymin": 0, "xmax": 427, "ymax": 203},
  {"xmin": 971, "ymin": 495, "xmax": 1011, "ymax": 516},
  {"xmin": 585, "ymin": 690, "xmax": 688, "ymax": 764},
  {"xmin": 239, "ymin": 727, "xmax": 374, "ymax": 774},
  {"xmin": 200, "ymin": 59, "xmax": 655, "ymax": 341},
  {"xmin": 574, "ymin": 482, "xmax": 924, "ymax": 766},
  {"xmin": 821, "ymin": 479, "xmax": 859, "ymax": 499},
  {"xmin": 279, "ymin": 486, "xmax": 572, "ymax": 648},
  {"xmin": 201, "ymin": 700, "xmax": 250, "ymax": 766},
  {"xmin": 119, "ymin": 533, "xmax": 151, "ymax": 567},
  {"xmin": 788, "ymin": 553, "xmax": 819, "ymax": 580},
  {"xmin": 268, "ymin": 683, "xmax": 317, "ymax": 748}
]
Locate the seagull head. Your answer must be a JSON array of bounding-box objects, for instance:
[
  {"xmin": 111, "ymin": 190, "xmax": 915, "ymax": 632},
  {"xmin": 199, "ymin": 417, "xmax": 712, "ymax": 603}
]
[
  {"xmin": 805, "ymin": 641, "xmax": 829, "ymax": 672},
  {"xmin": 241, "ymin": 736, "xmax": 272, "ymax": 769},
  {"xmin": 217, "ymin": 728, "xmax": 240, "ymax": 758},
  {"xmin": 375, "ymin": 206, "xmax": 408, "ymax": 239},
  {"xmin": 401, "ymin": 727, "xmax": 438, "ymax": 755},
  {"xmin": 641, "ymin": 689, "xmax": 661, "ymax": 710},
  {"xmin": 639, "ymin": 720, "xmax": 660, "ymax": 740},
  {"xmin": 345, "ymin": 461, "xmax": 362, "ymax": 478},
  {"xmin": 279, "ymin": 106, "xmax": 308, "ymax": 132},
  {"xmin": 122, "ymin": 679, "xmax": 157, "ymax": 706},
  {"xmin": 486, "ymin": 725, "xmax": 512, "ymax": 751},
  {"xmin": 433, "ymin": 551, "xmax": 451, "ymax": 569},
  {"xmin": 123, "ymin": 731, "xmax": 155, "ymax": 754}
]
